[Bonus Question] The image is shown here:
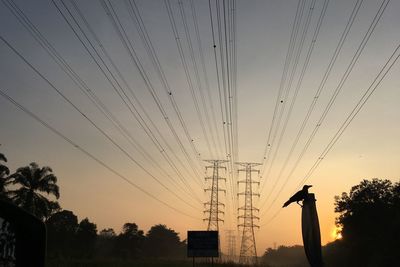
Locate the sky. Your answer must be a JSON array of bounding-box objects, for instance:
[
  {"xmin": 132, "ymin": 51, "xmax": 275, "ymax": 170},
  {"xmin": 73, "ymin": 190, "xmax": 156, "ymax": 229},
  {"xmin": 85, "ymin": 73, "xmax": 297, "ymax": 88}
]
[{"xmin": 1, "ymin": 0, "xmax": 400, "ymax": 256}]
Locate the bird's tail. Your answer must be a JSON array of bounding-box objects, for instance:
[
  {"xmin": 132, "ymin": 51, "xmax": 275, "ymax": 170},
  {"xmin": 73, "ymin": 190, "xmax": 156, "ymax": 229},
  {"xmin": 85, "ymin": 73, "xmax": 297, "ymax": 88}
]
[{"xmin": 282, "ymin": 200, "xmax": 291, "ymax": 208}]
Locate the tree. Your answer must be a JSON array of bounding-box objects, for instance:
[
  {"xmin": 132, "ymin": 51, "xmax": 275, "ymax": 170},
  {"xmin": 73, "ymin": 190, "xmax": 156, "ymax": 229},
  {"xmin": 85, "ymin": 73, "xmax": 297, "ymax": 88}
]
[
  {"xmin": 99, "ymin": 228, "xmax": 116, "ymax": 239},
  {"xmin": 262, "ymin": 245, "xmax": 308, "ymax": 267},
  {"xmin": 114, "ymin": 222, "xmax": 144, "ymax": 259},
  {"xmin": 0, "ymin": 153, "xmax": 10, "ymax": 199},
  {"xmin": 144, "ymin": 224, "xmax": 185, "ymax": 259},
  {"xmin": 334, "ymin": 178, "xmax": 400, "ymax": 266},
  {"xmin": 8, "ymin": 162, "xmax": 60, "ymax": 220},
  {"xmin": 97, "ymin": 228, "xmax": 116, "ymax": 258},
  {"xmin": 76, "ymin": 218, "xmax": 97, "ymax": 258},
  {"xmin": 46, "ymin": 210, "xmax": 79, "ymax": 258}
]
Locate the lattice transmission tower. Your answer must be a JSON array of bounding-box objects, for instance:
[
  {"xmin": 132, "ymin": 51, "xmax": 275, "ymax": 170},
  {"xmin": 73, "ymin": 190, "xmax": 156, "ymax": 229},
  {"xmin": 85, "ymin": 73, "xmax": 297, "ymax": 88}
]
[
  {"xmin": 237, "ymin": 162, "xmax": 260, "ymax": 265},
  {"xmin": 225, "ymin": 229, "xmax": 236, "ymax": 262},
  {"xmin": 204, "ymin": 160, "xmax": 228, "ymax": 231}
]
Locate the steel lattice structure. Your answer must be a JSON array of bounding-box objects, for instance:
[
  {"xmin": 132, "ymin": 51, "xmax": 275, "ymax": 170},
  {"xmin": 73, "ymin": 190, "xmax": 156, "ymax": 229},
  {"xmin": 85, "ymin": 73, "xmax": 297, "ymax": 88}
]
[
  {"xmin": 225, "ymin": 229, "xmax": 236, "ymax": 262},
  {"xmin": 237, "ymin": 162, "xmax": 260, "ymax": 265},
  {"xmin": 204, "ymin": 160, "xmax": 228, "ymax": 231}
]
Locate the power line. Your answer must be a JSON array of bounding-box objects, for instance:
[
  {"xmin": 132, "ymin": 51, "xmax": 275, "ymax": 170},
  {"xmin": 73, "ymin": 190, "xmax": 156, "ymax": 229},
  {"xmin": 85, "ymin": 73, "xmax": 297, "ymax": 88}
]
[
  {"xmin": 177, "ymin": 0, "xmax": 218, "ymax": 160},
  {"xmin": 208, "ymin": 0, "xmax": 229, "ymax": 161},
  {"xmin": 258, "ymin": 0, "xmax": 329, "ymax": 210},
  {"xmin": 259, "ymin": 0, "xmax": 316, "ymax": 198},
  {"xmin": 259, "ymin": 0, "xmax": 364, "ymax": 213},
  {"xmin": 258, "ymin": 0, "xmax": 306, "ymax": 189},
  {"xmin": 189, "ymin": 0, "xmax": 225, "ymax": 159},
  {"xmin": 262, "ymin": 0, "xmax": 329, "ymax": 198},
  {"xmin": 208, "ymin": 0, "xmax": 238, "ymax": 228},
  {"xmin": 297, "ymin": 36, "xmax": 400, "ymax": 188},
  {"xmin": 261, "ymin": 38, "xmax": 400, "ymax": 226},
  {"xmin": 218, "ymin": 0, "xmax": 239, "ymax": 224},
  {"xmin": 261, "ymin": 0, "xmax": 390, "ymax": 216},
  {"xmin": 125, "ymin": 0, "xmax": 205, "ymax": 171},
  {"xmin": 0, "ymin": 88, "xmax": 201, "ymax": 220},
  {"xmin": 222, "ymin": 0, "xmax": 239, "ymax": 207},
  {"xmin": 0, "ymin": 34, "xmax": 201, "ymax": 211},
  {"xmin": 1, "ymin": 0, "xmax": 202, "ymax": 206},
  {"xmin": 164, "ymin": 0, "xmax": 215, "ymax": 160},
  {"xmin": 52, "ymin": 0, "xmax": 205, "ymax": 200},
  {"xmin": 207, "ymin": 0, "xmax": 236, "ymax": 229},
  {"xmin": 98, "ymin": 0, "xmax": 205, "ymax": 187}
]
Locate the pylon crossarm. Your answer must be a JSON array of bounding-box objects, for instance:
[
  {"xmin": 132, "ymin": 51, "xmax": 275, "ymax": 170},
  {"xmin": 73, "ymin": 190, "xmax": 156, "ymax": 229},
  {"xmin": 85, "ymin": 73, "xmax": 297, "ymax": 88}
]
[
  {"xmin": 238, "ymin": 207, "xmax": 259, "ymax": 211},
  {"xmin": 204, "ymin": 210, "xmax": 224, "ymax": 214},
  {"xmin": 205, "ymin": 176, "xmax": 226, "ymax": 180},
  {"xmin": 204, "ymin": 202, "xmax": 225, "ymax": 206},
  {"xmin": 238, "ymin": 180, "xmax": 259, "ymax": 184}
]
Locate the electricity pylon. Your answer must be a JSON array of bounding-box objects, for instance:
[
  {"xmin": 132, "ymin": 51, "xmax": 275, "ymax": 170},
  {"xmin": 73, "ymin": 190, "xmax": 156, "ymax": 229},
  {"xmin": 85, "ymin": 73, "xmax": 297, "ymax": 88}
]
[
  {"xmin": 236, "ymin": 162, "xmax": 260, "ymax": 265},
  {"xmin": 225, "ymin": 229, "xmax": 236, "ymax": 262},
  {"xmin": 204, "ymin": 160, "xmax": 228, "ymax": 231}
]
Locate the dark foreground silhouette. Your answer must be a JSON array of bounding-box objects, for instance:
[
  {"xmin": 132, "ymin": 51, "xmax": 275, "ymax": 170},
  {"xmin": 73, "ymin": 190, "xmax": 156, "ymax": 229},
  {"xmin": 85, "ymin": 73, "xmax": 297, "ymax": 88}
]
[{"xmin": 1, "ymin": 153, "xmax": 399, "ymax": 266}]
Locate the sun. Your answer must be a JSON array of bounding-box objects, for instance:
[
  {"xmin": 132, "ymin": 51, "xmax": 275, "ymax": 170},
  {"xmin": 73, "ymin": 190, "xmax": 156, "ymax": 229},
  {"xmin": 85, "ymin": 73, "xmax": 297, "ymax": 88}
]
[{"xmin": 331, "ymin": 226, "xmax": 343, "ymax": 240}]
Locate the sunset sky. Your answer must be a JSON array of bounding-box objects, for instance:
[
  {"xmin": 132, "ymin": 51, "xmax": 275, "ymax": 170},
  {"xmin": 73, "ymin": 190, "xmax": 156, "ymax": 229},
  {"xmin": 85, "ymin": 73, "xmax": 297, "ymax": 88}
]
[{"xmin": 1, "ymin": 0, "xmax": 399, "ymax": 255}]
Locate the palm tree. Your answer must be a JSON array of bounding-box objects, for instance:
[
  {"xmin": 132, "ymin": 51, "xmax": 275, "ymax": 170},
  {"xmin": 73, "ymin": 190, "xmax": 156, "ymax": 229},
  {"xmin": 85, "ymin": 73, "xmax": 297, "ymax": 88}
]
[
  {"xmin": 9, "ymin": 162, "xmax": 60, "ymax": 220},
  {"xmin": 0, "ymin": 153, "xmax": 11, "ymax": 198}
]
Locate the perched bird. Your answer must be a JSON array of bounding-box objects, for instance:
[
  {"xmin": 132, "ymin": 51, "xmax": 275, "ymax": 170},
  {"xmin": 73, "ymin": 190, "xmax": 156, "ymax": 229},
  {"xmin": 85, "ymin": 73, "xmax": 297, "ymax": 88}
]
[{"xmin": 282, "ymin": 185, "xmax": 312, "ymax": 208}]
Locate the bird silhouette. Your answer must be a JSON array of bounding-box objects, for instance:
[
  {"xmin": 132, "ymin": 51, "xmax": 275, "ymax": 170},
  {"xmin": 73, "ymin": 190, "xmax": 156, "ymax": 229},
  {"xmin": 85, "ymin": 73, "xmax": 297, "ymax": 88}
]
[{"xmin": 282, "ymin": 185, "xmax": 312, "ymax": 208}]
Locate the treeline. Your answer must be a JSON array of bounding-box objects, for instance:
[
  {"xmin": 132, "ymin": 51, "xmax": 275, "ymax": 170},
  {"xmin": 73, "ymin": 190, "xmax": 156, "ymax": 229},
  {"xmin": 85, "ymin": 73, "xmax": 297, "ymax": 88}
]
[
  {"xmin": 260, "ymin": 242, "xmax": 348, "ymax": 267},
  {"xmin": 46, "ymin": 210, "xmax": 186, "ymax": 260},
  {"xmin": 0, "ymin": 154, "xmax": 186, "ymax": 262},
  {"xmin": 261, "ymin": 245, "xmax": 308, "ymax": 267},
  {"xmin": 262, "ymin": 178, "xmax": 400, "ymax": 267}
]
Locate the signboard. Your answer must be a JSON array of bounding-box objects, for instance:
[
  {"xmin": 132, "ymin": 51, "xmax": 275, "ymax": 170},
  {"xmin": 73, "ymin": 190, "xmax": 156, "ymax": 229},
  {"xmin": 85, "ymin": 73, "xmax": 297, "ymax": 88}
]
[
  {"xmin": 0, "ymin": 199, "xmax": 46, "ymax": 267},
  {"xmin": 187, "ymin": 231, "xmax": 219, "ymax": 257}
]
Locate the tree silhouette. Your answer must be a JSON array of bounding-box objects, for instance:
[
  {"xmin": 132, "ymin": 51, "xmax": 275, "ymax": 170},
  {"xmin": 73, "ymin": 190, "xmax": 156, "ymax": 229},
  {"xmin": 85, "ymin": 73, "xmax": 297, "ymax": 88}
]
[
  {"xmin": 114, "ymin": 222, "xmax": 144, "ymax": 259},
  {"xmin": 262, "ymin": 245, "xmax": 308, "ymax": 267},
  {"xmin": 46, "ymin": 210, "xmax": 78, "ymax": 258},
  {"xmin": 334, "ymin": 178, "xmax": 400, "ymax": 266},
  {"xmin": 8, "ymin": 162, "xmax": 60, "ymax": 220},
  {"xmin": 0, "ymin": 153, "xmax": 10, "ymax": 200},
  {"xmin": 144, "ymin": 224, "xmax": 185, "ymax": 259},
  {"xmin": 99, "ymin": 228, "xmax": 116, "ymax": 239},
  {"xmin": 97, "ymin": 228, "xmax": 116, "ymax": 258},
  {"xmin": 76, "ymin": 218, "xmax": 97, "ymax": 258}
]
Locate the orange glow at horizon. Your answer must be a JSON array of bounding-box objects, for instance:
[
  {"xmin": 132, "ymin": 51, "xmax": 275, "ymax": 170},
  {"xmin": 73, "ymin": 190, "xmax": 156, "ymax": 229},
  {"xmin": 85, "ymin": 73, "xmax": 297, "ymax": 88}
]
[{"xmin": 331, "ymin": 226, "xmax": 343, "ymax": 241}]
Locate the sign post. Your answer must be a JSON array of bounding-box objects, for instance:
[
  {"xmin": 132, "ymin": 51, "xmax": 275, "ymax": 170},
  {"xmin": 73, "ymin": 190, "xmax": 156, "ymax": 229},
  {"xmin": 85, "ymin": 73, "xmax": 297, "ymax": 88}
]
[{"xmin": 187, "ymin": 231, "xmax": 219, "ymax": 267}]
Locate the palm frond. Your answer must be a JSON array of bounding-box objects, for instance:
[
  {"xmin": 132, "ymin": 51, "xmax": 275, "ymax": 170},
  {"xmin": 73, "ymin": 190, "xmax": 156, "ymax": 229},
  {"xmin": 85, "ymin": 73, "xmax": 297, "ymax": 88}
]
[
  {"xmin": 39, "ymin": 166, "xmax": 53, "ymax": 177},
  {"xmin": 0, "ymin": 153, "xmax": 7, "ymax": 162},
  {"xmin": 9, "ymin": 187, "xmax": 31, "ymax": 206},
  {"xmin": 0, "ymin": 165, "xmax": 10, "ymax": 176},
  {"xmin": 39, "ymin": 182, "xmax": 60, "ymax": 199},
  {"xmin": 10, "ymin": 166, "xmax": 32, "ymax": 187}
]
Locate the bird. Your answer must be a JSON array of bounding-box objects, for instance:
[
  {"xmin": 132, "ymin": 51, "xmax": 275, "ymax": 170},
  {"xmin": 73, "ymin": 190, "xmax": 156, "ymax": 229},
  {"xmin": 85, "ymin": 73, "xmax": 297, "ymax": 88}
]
[{"xmin": 282, "ymin": 185, "xmax": 312, "ymax": 208}]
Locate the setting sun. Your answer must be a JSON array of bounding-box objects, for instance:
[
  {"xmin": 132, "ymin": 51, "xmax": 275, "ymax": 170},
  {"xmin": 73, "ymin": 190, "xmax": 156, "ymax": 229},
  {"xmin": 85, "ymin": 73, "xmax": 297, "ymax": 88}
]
[{"xmin": 331, "ymin": 226, "xmax": 343, "ymax": 240}]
